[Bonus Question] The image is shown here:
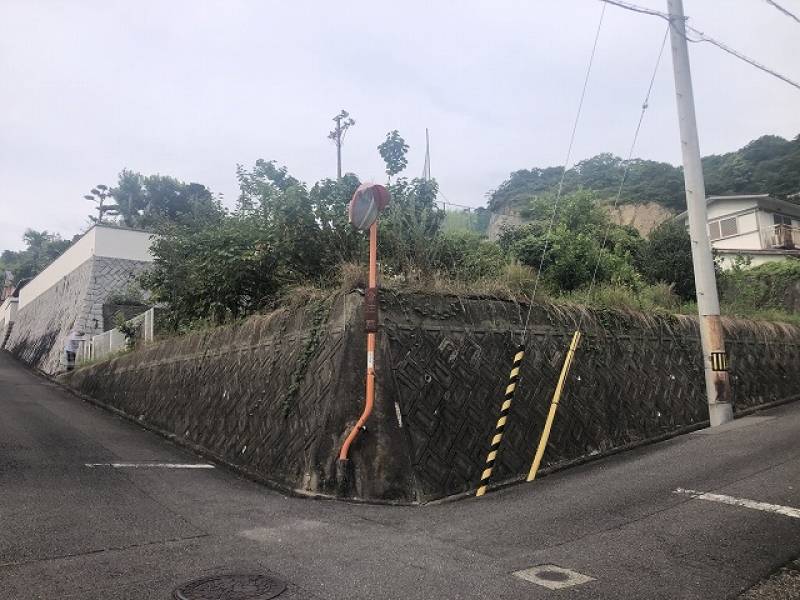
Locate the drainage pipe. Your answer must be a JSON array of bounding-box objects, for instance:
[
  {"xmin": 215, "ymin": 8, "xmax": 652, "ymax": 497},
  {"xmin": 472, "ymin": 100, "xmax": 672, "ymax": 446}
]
[{"xmin": 339, "ymin": 220, "xmax": 378, "ymax": 461}]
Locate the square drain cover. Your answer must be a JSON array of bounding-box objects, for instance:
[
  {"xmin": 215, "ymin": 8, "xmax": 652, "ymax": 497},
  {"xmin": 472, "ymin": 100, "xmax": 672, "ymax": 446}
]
[{"xmin": 513, "ymin": 564, "xmax": 595, "ymax": 590}]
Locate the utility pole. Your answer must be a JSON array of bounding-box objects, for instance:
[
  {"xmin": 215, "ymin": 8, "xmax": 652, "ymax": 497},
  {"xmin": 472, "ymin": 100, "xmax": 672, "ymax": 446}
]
[
  {"xmin": 422, "ymin": 128, "xmax": 431, "ymax": 181},
  {"xmin": 667, "ymin": 0, "xmax": 733, "ymax": 426},
  {"xmin": 328, "ymin": 110, "xmax": 355, "ymax": 181}
]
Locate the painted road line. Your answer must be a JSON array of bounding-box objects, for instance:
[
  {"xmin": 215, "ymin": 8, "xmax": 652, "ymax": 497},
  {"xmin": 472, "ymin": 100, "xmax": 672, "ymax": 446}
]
[
  {"xmin": 85, "ymin": 462, "xmax": 215, "ymax": 469},
  {"xmin": 675, "ymin": 488, "xmax": 800, "ymax": 519}
]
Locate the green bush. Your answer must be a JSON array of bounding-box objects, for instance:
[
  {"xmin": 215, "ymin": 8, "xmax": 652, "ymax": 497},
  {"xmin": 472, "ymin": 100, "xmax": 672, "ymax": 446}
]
[
  {"xmin": 433, "ymin": 231, "xmax": 505, "ymax": 282},
  {"xmin": 719, "ymin": 259, "xmax": 800, "ymax": 314},
  {"xmin": 500, "ymin": 191, "xmax": 644, "ymax": 292},
  {"xmin": 638, "ymin": 221, "xmax": 695, "ymax": 300}
]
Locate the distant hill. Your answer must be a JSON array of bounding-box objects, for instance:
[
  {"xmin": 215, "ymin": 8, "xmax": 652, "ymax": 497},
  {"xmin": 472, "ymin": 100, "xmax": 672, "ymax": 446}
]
[{"xmin": 487, "ymin": 134, "xmax": 800, "ymax": 214}]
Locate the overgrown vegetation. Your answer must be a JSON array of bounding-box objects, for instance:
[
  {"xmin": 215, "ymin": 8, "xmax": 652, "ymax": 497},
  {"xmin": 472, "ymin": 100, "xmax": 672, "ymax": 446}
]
[
  {"xmin": 4, "ymin": 132, "xmax": 798, "ymax": 330},
  {"xmin": 718, "ymin": 259, "xmax": 800, "ymax": 322},
  {"xmin": 141, "ymin": 130, "xmax": 800, "ymax": 331}
]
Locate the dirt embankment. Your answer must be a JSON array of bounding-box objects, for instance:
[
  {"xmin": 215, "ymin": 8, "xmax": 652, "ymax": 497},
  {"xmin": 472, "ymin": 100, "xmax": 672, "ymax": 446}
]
[{"xmin": 605, "ymin": 202, "xmax": 675, "ymax": 235}]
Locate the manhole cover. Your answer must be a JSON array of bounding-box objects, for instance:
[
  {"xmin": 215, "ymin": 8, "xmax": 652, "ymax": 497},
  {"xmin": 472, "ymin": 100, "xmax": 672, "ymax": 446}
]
[
  {"xmin": 173, "ymin": 574, "xmax": 287, "ymax": 600},
  {"xmin": 537, "ymin": 570, "xmax": 570, "ymax": 582},
  {"xmin": 513, "ymin": 564, "xmax": 596, "ymax": 590}
]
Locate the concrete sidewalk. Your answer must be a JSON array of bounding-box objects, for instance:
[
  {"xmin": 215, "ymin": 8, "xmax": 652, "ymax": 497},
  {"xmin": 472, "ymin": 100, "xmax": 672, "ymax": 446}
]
[{"xmin": 1, "ymin": 350, "xmax": 799, "ymax": 599}]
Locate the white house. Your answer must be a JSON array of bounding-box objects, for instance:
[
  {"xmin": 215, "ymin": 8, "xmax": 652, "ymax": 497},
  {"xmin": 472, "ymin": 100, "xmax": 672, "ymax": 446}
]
[{"xmin": 675, "ymin": 194, "xmax": 800, "ymax": 269}]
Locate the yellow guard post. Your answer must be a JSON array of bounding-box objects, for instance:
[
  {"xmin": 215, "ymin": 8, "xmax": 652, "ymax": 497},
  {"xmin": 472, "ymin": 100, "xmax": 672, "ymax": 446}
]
[{"xmin": 527, "ymin": 330, "xmax": 582, "ymax": 482}]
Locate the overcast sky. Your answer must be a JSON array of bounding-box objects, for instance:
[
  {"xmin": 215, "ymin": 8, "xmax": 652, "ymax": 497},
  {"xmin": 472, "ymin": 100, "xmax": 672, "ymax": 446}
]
[{"xmin": 1, "ymin": 0, "xmax": 798, "ymax": 250}]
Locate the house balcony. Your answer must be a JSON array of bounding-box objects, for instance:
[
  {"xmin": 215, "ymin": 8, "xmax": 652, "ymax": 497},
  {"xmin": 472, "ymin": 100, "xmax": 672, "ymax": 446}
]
[{"xmin": 761, "ymin": 224, "xmax": 800, "ymax": 250}]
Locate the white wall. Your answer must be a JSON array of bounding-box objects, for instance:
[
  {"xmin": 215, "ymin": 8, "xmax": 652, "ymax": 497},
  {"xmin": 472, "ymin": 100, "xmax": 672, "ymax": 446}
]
[
  {"xmin": 18, "ymin": 228, "xmax": 97, "ymax": 310},
  {"xmin": 17, "ymin": 225, "xmax": 154, "ymax": 310},
  {"xmin": 94, "ymin": 225, "xmax": 154, "ymax": 262},
  {"xmin": 716, "ymin": 252, "xmax": 795, "ymax": 270},
  {"xmin": 706, "ymin": 198, "xmax": 761, "ymax": 221},
  {"xmin": 713, "ymin": 230, "xmax": 762, "ymax": 250}
]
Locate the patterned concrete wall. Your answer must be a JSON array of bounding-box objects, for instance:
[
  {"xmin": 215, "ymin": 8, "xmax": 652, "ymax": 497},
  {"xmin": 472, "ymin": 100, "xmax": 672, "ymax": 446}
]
[
  {"xmin": 6, "ymin": 256, "xmax": 150, "ymax": 373},
  {"xmin": 60, "ymin": 294, "xmax": 415, "ymax": 501},
  {"xmin": 378, "ymin": 293, "xmax": 800, "ymax": 501},
  {"xmin": 58, "ymin": 291, "xmax": 800, "ymax": 503}
]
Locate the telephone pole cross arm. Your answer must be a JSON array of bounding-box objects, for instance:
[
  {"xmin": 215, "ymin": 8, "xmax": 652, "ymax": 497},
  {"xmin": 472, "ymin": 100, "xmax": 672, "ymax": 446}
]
[{"xmin": 667, "ymin": 0, "xmax": 733, "ymax": 426}]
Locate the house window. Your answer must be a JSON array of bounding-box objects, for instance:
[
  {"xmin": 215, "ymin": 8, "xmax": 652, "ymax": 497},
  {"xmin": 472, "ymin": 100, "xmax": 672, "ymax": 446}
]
[
  {"xmin": 720, "ymin": 217, "xmax": 738, "ymax": 237},
  {"xmin": 708, "ymin": 216, "xmax": 737, "ymax": 240},
  {"xmin": 774, "ymin": 214, "xmax": 792, "ymax": 226}
]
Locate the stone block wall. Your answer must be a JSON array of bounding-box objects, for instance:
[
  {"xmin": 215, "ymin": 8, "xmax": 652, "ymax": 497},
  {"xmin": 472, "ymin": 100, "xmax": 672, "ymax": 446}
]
[
  {"xmin": 5, "ymin": 256, "xmax": 150, "ymax": 373},
  {"xmin": 58, "ymin": 292, "xmax": 800, "ymax": 503}
]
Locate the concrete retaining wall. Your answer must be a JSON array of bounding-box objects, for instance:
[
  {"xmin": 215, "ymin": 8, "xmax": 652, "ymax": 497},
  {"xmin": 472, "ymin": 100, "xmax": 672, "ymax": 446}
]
[
  {"xmin": 60, "ymin": 294, "xmax": 413, "ymax": 501},
  {"xmin": 378, "ymin": 294, "xmax": 800, "ymax": 501},
  {"xmin": 59, "ymin": 292, "xmax": 800, "ymax": 503}
]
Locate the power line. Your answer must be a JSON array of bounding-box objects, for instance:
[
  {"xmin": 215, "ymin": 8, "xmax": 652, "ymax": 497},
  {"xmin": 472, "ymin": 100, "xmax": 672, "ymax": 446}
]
[
  {"xmin": 763, "ymin": 0, "xmax": 800, "ymax": 24},
  {"xmin": 599, "ymin": 0, "xmax": 671, "ymax": 18},
  {"xmin": 582, "ymin": 24, "xmax": 670, "ymax": 314},
  {"xmin": 520, "ymin": 2, "xmax": 607, "ymax": 337},
  {"xmin": 685, "ymin": 27, "xmax": 800, "ymax": 91},
  {"xmin": 598, "ymin": 0, "xmax": 800, "ymax": 91}
]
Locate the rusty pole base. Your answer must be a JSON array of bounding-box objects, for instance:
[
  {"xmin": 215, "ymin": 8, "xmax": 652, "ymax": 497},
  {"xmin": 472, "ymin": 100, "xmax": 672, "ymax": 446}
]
[{"xmin": 336, "ymin": 459, "xmax": 352, "ymax": 497}]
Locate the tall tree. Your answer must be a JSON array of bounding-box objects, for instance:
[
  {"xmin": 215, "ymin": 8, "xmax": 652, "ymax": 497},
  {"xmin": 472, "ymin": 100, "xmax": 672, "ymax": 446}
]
[
  {"xmin": 102, "ymin": 171, "xmax": 222, "ymax": 229},
  {"xmin": 377, "ymin": 130, "xmax": 409, "ymax": 182},
  {"xmin": 84, "ymin": 184, "xmax": 119, "ymax": 223},
  {"xmin": 328, "ymin": 110, "xmax": 355, "ymax": 180}
]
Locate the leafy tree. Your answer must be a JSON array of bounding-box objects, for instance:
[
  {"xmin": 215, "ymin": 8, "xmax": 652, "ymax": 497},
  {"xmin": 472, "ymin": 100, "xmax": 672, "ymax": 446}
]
[
  {"xmin": 141, "ymin": 215, "xmax": 283, "ymax": 327},
  {"xmin": 637, "ymin": 220, "xmax": 695, "ymax": 300},
  {"xmin": 84, "ymin": 184, "xmax": 119, "ymax": 223},
  {"xmin": 380, "ymin": 177, "xmax": 444, "ymax": 277},
  {"xmin": 377, "ymin": 130, "xmax": 409, "ymax": 181},
  {"xmin": 235, "ymin": 160, "xmax": 325, "ymax": 278},
  {"xmin": 0, "ymin": 230, "xmax": 73, "ymax": 282},
  {"xmin": 108, "ymin": 170, "xmax": 221, "ymax": 229},
  {"xmin": 309, "ymin": 173, "xmax": 365, "ymax": 263}
]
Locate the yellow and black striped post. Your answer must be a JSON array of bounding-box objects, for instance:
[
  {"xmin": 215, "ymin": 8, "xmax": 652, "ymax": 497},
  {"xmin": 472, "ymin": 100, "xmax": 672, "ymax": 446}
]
[{"xmin": 476, "ymin": 345, "xmax": 525, "ymax": 497}]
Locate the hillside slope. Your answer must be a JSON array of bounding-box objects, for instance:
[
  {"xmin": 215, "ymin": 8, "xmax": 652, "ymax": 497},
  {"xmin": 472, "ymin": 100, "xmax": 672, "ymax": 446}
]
[{"xmin": 488, "ymin": 134, "xmax": 800, "ymax": 215}]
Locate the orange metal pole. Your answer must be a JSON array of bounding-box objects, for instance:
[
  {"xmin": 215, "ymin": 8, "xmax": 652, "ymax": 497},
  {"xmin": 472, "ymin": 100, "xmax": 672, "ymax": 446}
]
[{"xmin": 339, "ymin": 221, "xmax": 378, "ymax": 461}]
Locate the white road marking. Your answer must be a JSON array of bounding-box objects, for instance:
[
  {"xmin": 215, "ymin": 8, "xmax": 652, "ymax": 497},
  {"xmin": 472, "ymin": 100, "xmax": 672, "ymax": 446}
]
[
  {"xmin": 513, "ymin": 564, "xmax": 595, "ymax": 590},
  {"xmin": 675, "ymin": 488, "xmax": 800, "ymax": 519},
  {"xmin": 85, "ymin": 462, "xmax": 215, "ymax": 469}
]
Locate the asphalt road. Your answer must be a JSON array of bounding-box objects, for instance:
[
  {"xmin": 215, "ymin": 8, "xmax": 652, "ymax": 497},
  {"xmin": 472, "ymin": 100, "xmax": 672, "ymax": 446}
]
[{"xmin": 1, "ymin": 349, "xmax": 799, "ymax": 600}]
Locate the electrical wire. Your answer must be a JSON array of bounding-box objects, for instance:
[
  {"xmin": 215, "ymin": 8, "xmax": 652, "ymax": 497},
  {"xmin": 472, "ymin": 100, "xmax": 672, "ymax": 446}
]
[
  {"xmin": 598, "ymin": 0, "xmax": 800, "ymax": 91},
  {"xmin": 519, "ymin": 2, "xmax": 607, "ymax": 338},
  {"xmin": 763, "ymin": 0, "xmax": 800, "ymax": 24},
  {"xmin": 580, "ymin": 24, "xmax": 670, "ymax": 324},
  {"xmin": 685, "ymin": 27, "xmax": 800, "ymax": 91}
]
